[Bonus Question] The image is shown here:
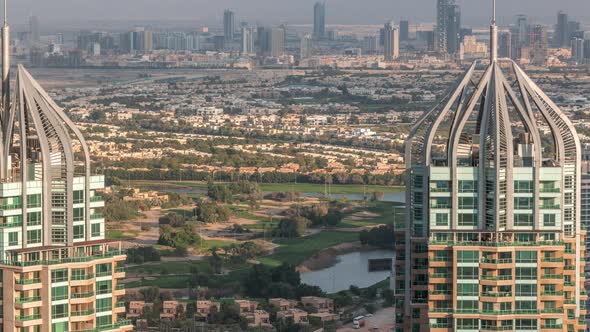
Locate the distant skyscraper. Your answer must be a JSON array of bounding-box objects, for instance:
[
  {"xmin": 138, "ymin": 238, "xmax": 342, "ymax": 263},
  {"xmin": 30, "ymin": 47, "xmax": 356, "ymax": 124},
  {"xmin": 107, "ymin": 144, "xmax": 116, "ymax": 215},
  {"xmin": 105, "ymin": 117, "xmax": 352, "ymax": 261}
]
[
  {"xmin": 241, "ymin": 27, "xmax": 254, "ymax": 55},
  {"xmin": 300, "ymin": 35, "xmax": 313, "ymax": 59},
  {"xmin": 400, "ymin": 20, "xmax": 409, "ymax": 42},
  {"xmin": 313, "ymin": 2, "xmax": 326, "ymax": 40},
  {"xmin": 270, "ymin": 26, "xmax": 286, "ymax": 58},
  {"xmin": 383, "ymin": 21, "xmax": 399, "ymax": 62},
  {"xmin": 572, "ymin": 37, "xmax": 585, "ymax": 63},
  {"xmin": 29, "ymin": 15, "xmax": 40, "ymax": 44},
  {"xmin": 516, "ymin": 15, "xmax": 528, "ymax": 46},
  {"xmin": 556, "ymin": 11, "xmax": 569, "ymax": 47},
  {"xmin": 446, "ymin": 5, "xmax": 461, "ymax": 54},
  {"xmin": 363, "ymin": 35, "xmax": 379, "ymax": 54},
  {"xmin": 530, "ymin": 24, "xmax": 548, "ymax": 65},
  {"xmin": 498, "ymin": 31, "xmax": 512, "ymax": 59},
  {"xmin": 257, "ymin": 27, "xmax": 270, "ymax": 56},
  {"xmin": 436, "ymin": 0, "xmax": 461, "ymax": 54},
  {"xmin": 223, "ymin": 10, "xmax": 235, "ymax": 41}
]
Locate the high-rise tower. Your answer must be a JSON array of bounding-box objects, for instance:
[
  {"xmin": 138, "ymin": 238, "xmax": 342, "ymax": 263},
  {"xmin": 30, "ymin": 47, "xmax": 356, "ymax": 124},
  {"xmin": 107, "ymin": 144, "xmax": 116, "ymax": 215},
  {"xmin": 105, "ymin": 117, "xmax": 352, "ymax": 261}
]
[
  {"xmin": 223, "ymin": 10, "xmax": 235, "ymax": 41},
  {"xmin": 436, "ymin": 0, "xmax": 461, "ymax": 54},
  {"xmin": 396, "ymin": 1, "xmax": 587, "ymax": 331},
  {"xmin": 383, "ymin": 21, "xmax": 399, "ymax": 62},
  {"xmin": 313, "ymin": 2, "xmax": 326, "ymax": 40},
  {"xmin": 0, "ymin": 1, "xmax": 130, "ymax": 331}
]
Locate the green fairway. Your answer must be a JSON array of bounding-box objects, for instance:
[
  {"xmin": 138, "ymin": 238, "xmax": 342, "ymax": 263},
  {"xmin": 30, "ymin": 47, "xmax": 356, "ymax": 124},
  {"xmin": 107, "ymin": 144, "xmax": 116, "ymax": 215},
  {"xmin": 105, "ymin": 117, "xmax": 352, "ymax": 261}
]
[
  {"xmin": 259, "ymin": 231, "xmax": 359, "ymax": 267},
  {"xmin": 132, "ymin": 180, "xmax": 404, "ymax": 195},
  {"xmin": 336, "ymin": 202, "xmax": 405, "ymax": 228}
]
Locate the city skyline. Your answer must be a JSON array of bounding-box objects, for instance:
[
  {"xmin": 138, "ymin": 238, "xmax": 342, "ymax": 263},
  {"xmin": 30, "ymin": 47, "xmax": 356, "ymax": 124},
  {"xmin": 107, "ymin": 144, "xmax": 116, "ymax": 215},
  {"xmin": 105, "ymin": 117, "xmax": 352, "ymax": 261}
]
[{"xmin": 3, "ymin": 0, "xmax": 590, "ymax": 30}]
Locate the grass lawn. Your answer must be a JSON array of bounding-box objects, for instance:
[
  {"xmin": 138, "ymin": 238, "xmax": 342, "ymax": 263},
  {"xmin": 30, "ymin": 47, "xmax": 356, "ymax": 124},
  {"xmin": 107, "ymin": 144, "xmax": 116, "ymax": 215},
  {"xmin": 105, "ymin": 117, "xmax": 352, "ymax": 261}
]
[
  {"xmin": 259, "ymin": 231, "xmax": 359, "ymax": 267},
  {"xmin": 336, "ymin": 202, "xmax": 405, "ymax": 228},
  {"xmin": 127, "ymin": 260, "xmax": 210, "ymax": 275},
  {"xmin": 133, "ymin": 180, "xmax": 404, "ymax": 195}
]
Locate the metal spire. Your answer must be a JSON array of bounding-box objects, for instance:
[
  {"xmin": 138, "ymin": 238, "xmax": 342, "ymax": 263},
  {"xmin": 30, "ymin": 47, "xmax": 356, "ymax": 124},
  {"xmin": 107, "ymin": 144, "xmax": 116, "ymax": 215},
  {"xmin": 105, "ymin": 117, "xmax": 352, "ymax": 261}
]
[
  {"xmin": 490, "ymin": 0, "xmax": 498, "ymax": 62},
  {"xmin": 2, "ymin": 0, "xmax": 9, "ymax": 114}
]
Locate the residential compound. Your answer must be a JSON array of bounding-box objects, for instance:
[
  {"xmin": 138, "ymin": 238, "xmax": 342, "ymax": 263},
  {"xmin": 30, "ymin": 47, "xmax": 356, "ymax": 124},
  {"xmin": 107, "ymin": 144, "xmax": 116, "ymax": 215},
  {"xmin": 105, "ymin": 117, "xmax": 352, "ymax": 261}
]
[
  {"xmin": 397, "ymin": 3, "xmax": 587, "ymax": 332},
  {"xmin": 0, "ymin": 4, "xmax": 130, "ymax": 332}
]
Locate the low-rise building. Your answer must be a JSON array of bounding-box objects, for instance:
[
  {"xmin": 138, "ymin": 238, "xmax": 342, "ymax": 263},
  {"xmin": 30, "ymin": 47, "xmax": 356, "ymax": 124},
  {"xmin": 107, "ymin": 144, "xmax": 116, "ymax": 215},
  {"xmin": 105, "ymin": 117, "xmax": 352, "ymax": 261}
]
[
  {"xmin": 245, "ymin": 310, "xmax": 272, "ymax": 328},
  {"xmin": 301, "ymin": 296, "xmax": 334, "ymax": 313},
  {"xmin": 127, "ymin": 301, "xmax": 152, "ymax": 319},
  {"xmin": 196, "ymin": 300, "xmax": 220, "ymax": 320},
  {"xmin": 277, "ymin": 308, "xmax": 309, "ymax": 324},
  {"xmin": 160, "ymin": 300, "xmax": 183, "ymax": 320}
]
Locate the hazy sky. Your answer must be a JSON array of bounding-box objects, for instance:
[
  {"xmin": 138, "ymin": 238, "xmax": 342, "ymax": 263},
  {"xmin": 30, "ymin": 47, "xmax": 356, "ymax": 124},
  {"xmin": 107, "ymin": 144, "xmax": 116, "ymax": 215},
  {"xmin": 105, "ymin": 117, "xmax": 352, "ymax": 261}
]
[{"xmin": 8, "ymin": 0, "xmax": 590, "ymax": 28}]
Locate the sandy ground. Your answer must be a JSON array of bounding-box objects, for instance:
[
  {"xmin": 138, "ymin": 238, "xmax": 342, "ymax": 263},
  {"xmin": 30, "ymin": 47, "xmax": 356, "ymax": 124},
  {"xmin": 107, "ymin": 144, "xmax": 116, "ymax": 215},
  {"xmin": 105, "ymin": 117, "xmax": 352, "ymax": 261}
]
[{"xmin": 338, "ymin": 307, "xmax": 395, "ymax": 332}]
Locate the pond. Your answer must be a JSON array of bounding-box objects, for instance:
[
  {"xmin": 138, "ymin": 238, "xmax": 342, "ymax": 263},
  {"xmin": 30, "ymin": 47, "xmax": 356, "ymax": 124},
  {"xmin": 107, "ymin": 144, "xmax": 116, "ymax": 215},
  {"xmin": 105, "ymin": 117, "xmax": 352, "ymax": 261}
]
[{"xmin": 300, "ymin": 250, "xmax": 394, "ymax": 293}]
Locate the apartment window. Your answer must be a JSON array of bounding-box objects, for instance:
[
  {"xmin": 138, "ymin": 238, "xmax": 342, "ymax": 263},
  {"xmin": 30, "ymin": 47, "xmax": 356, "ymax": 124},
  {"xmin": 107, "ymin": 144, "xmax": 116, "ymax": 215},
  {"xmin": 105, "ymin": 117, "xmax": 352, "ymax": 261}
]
[
  {"xmin": 91, "ymin": 223, "xmax": 101, "ymax": 237},
  {"xmin": 52, "ymin": 303, "xmax": 68, "ymax": 319},
  {"xmin": 458, "ymin": 181, "xmax": 477, "ymax": 193},
  {"xmin": 514, "ymin": 197, "xmax": 533, "ymax": 209},
  {"xmin": 51, "ymin": 269, "xmax": 68, "ymax": 283},
  {"xmin": 97, "ymin": 298, "xmax": 112, "ymax": 312},
  {"xmin": 500, "ymin": 302, "xmax": 512, "ymax": 311},
  {"xmin": 27, "ymin": 194, "xmax": 42, "ymax": 208},
  {"xmin": 457, "ymin": 283, "xmax": 478, "ymax": 296},
  {"xmin": 8, "ymin": 232, "xmax": 18, "ymax": 246},
  {"xmin": 544, "ymin": 214, "xmax": 556, "ymax": 227},
  {"xmin": 27, "ymin": 230, "xmax": 41, "ymax": 244},
  {"xmin": 457, "ymin": 250, "xmax": 478, "ymax": 263},
  {"xmin": 97, "ymin": 315, "xmax": 112, "ymax": 327},
  {"xmin": 96, "ymin": 263, "xmax": 112, "ymax": 277},
  {"xmin": 515, "ymin": 301, "xmax": 537, "ymax": 310},
  {"xmin": 516, "ymin": 284, "xmax": 537, "ymax": 296},
  {"xmin": 458, "ymin": 213, "xmax": 477, "ymax": 226},
  {"xmin": 435, "ymin": 213, "xmax": 448, "ymax": 226},
  {"xmin": 27, "ymin": 212, "xmax": 41, "ymax": 226},
  {"xmin": 73, "ymin": 190, "xmax": 84, "ymax": 204},
  {"xmin": 457, "ymin": 319, "xmax": 478, "ymax": 329},
  {"xmin": 96, "ymin": 280, "xmax": 112, "ymax": 295},
  {"xmin": 516, "ymin": 267, "xmax": 537, "ymax": 280},
  {"xmin": 456, "ymin": 300, "xmax": 478, "ymax": 311},
  {"xmin": 73, "ymin": 208, "xmax": 84, "ymax": 222},
  {"xmin": 51, "ymin": 286, "xmax": 68, "ymax": 301},
  {"xmin": 51, "ymin": 229, "xmax": 66, "ymax": 244},
  {"xmin": 514, "ymin": 214, "xmax": 533, "ymax": 227},
  {"xmin": 73, "ymin": 225, "xmax": 84, "ymax": 240},
  {"xmin": 516, "ymin": 319, "xmax": 537, "ymax": 330},
  {"xmin": 52, "ymin": 322, "xmax": 68, "ymax": 332},
  {"xmin": 457, "ymin": 267, "xmax": 478, "ymax": 279},
  {"xmin": 458, "ymin": 197, "xmax": 476, "ymax": 209},
  {"xmin": 514, "ymin": 181, "xmax": 533, "ymax": 193}
]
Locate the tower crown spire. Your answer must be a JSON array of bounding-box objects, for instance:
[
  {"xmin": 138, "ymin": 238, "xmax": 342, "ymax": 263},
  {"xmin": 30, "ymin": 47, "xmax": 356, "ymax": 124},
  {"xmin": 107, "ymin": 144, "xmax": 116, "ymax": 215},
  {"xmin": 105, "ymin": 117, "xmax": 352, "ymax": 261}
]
[{"xmin": 490, "ymin": 0, "xmax": 498, "ymax": 62}]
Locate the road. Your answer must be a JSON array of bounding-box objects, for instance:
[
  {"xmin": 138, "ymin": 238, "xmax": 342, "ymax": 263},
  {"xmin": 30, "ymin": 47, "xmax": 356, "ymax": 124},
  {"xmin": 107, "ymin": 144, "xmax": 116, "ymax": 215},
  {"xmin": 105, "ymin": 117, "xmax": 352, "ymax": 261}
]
[{"xmin": 337, "ymin": 306, "xmax": 395, "ymax": 332}]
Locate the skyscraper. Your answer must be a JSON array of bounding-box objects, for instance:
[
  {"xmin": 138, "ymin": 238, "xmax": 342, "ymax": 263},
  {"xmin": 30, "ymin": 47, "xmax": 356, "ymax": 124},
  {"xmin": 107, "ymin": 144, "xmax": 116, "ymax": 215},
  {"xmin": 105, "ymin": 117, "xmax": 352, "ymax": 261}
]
[
  {"xmin": 0, "ymin": 2, "xmax": 129, "ymax": 332},
  {"xmin": 572, "ymin": 37, "xmax": 585, "ymax": 63},
  {"xmin": 28, "ymin": 15, "xmax": 40, "ymax": 45},
  {"xmin": 498, "ymin": 31, "xmax": 512, "ymax": 59},
  {"xmin": 313, "ymin": 2, "xmax": 326, "ymax": 40},
  {"xmin": 530, "ymin": 24, "xmax": 548, "ymax": 66},
  {"xmin": 300, "ymin": 34, "xmax": 313, "ymax": 59},
  {"xmin": 556, "ymin": 11, "xmax": 569, "ymax": 47},
  {"xmin": 399, "ymin": 20, "xmax": 409, "ymax": 42},
  {"xmin": 446, "ymin": 5, "xmax": 461, "ymax": 54},
  {"xmin": 241, "ymin": 27, "xmax": 254, "ymax": 55},
  {"xmin": 396, "ymin": 1, "xmax": 586, "ymax": 331},
  {"xmin": 383, "ymin": 21, "xmax": 399, "ymax": 62},
  {"xmin": 223, "ymin": 10, "xmax": 235, "ymax": 41},
  {"xmin": 270, "ymin": 26, "xmax": 286, "ymax": 58},
  {"xmin": 436, "ymin": 0, "xmax": 461, "ymax": 54}
]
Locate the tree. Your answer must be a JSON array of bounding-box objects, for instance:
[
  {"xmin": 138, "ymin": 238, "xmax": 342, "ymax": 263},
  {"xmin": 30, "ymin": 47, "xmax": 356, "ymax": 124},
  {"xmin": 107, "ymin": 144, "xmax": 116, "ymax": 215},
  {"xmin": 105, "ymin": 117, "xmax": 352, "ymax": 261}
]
[
  {"xmin": 273, "ymin": 216, "xmax": 310, "ymax": 238},
  {"xmin": 194, "ymin": 201, "xmax": 231, "ymax": 223}
]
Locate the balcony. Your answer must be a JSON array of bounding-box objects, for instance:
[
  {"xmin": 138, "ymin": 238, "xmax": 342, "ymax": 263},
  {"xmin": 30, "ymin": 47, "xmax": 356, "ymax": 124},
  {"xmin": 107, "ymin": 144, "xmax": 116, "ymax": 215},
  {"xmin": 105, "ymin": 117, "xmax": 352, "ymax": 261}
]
[
  {"xmin": 16, "ymin": 314, "xmax": 41, "ymax": 321},
  {"xmin": 15, "ymin": 296, "xmax": 41, "ymax": 304},
  {"xmin": 96, "ymin": 271, "xmax": 112, "ymax": 278},
  {"xmin": 90, "ymin": 196, "xmax": 103, "ymax": 202},
  {"xmin": 540, "ymin": 204, "xmax": 560, "ymax": 210},
  {"xmin": 540, "ymin": 308, "xmax": 564, "ymax": 313},
  {"xmin": 541, "ymin": 291, "xmax": 564, "ymax": 296},
  {"xmin": 71, "ymin": 309, "xmax": 95, "ymax": 321},
  {"xmin": 15, "ymin": 278, "xmax": 41, "ymax": 285},
  {"xmin": 71, "ymin": 292, "xmax": 94, "ymax": 299},
  {"xmin": 541, "ymin": 257, "xmax": 563, "ymax": 262},
  {"xmin": 541, "ymin": 274, "xmax": 562, "ymax": 279},
  {"xmin": 90, "ymin": 213, "xmax": 104, "ymax": 220},
  {"xmin": 481, "ymin": 292, "xmax": 512, "ymax": 298},
  {"xmin": 481, "ymin": 258, "xmax": 512, "ymax": 264},
  {"xmin": 0, "ymin": 221, "xmax": 23, "ymax": 228},
  {"xmin": 540, "ymin": 324, "xmax": 563, "ymax": 329},
  {"xmin": 71, "ymin": 274, "xmax": 94, "ymax": 281},
  {"xmin": 540, "ymin": 188, "xmax": 560, "ymax": 193}
]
